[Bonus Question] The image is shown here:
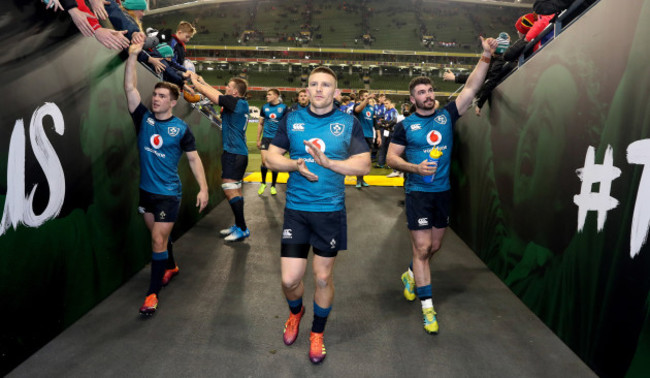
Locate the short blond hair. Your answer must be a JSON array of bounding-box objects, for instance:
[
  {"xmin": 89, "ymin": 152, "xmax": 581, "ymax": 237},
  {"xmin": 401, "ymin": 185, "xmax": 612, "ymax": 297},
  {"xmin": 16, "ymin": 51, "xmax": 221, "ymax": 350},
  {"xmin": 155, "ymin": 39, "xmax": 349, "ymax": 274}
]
[{"xmin": 177, "ymin": 21, "xmax": 196, "ymax": 36}]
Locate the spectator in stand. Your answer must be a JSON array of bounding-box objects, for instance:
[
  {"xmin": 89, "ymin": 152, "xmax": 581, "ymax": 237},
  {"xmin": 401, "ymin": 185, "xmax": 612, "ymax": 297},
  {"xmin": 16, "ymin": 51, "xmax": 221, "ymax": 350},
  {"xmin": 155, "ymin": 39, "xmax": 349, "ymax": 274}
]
[
  {"xmin": 474, "ymin": 32, "xmax": 512, "ymax": 116},
  {"xmin": 442, "ymin": 69, "xmax": 468, "ymax": 84},
  {"xmin": 152, "ymin": 43, "xmax": 186, "ymax": 89},
  {"xmin": 527, "ymin": 13, "xmax": 554, "ymax": 52},
  {"xmin": 55, "ymin": 0, "xmax": 130, "ymax": 50},
  {"xmin": 171, "ymin": 21, "xmax": 196, "ymax": 69},
  {"xmin": 504, "ymin": 12, "xmax": 537, "ymax": 61}
]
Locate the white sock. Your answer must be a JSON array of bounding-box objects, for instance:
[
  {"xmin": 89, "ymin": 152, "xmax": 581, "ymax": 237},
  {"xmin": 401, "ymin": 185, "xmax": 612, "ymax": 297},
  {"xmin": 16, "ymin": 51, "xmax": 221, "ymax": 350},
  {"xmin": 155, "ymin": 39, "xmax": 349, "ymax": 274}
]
[{"xmin": 421, "ymin": 298, "xmax": 433, "ymax": 310}]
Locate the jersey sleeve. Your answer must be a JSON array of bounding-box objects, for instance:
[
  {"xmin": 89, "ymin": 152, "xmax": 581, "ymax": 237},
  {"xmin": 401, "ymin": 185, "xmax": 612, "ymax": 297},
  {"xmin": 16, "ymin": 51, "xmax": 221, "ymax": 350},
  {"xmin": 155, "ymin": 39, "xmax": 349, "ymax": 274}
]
[
  {"xmin": 445, "ymin": 102, "xmax": 461, "ymax": 125},
  {"xmin": 349, "ymin": 118, "xmax": 370, "ymax": 155},
  {"xmin": 218, "ymin": 95, "xmax": 239, "ymax": 112},
  {"xmin": 270, "ymin": 117, "xmax": 290, "ymax": 150},
  {"xmin": 130, "ymin": 103, "xmax": 148, "ymax": 134},
  {"xmin": 260, "ymin": 106, "xmax": 267, "ymax": 119},
  {"xmin": 391, "ymin": 121, "xmax": 407, "ymax": 146},
  {"xmin": 180, "ymin": 126, "xmax": 197, "ymax": 152}
]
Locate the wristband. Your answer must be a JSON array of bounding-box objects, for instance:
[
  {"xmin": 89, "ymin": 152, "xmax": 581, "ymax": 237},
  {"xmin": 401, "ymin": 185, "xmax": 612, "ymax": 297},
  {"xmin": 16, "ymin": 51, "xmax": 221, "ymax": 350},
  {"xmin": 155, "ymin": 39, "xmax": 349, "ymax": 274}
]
[{"xmin": 480, "ymin": 56, "xmax": 491, "ymax": 64}]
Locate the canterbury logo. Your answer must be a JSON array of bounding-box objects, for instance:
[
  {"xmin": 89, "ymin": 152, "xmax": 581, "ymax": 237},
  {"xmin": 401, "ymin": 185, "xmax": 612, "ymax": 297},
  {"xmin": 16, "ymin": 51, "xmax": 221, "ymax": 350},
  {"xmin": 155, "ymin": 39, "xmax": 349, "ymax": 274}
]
[
  {"xmin": 283, "ymin": 229, "xmax": 292, "ymax": 239},
  {"xmin": 418, "ymin": 217, "xmax": 428, "ymax": 226}
]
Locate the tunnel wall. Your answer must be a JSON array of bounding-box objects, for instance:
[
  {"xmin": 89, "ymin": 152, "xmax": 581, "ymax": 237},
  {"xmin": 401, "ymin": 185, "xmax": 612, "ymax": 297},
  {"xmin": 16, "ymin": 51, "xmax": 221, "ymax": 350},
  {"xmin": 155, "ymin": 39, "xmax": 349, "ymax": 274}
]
[
  {"xmin": 450, "ymin": 0, "xmax": 650, "ymax": 376},
  {"xmin": 0, "ymin": 3, "xmax": 225, "ymax": 374}
]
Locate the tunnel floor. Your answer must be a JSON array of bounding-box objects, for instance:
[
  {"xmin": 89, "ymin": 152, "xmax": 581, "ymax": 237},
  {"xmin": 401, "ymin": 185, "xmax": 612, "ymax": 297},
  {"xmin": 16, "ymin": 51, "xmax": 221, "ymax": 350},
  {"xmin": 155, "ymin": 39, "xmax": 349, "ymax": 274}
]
[{"xmin": 10, "ymin": 183, "xmax": 595, "ymax": 377}]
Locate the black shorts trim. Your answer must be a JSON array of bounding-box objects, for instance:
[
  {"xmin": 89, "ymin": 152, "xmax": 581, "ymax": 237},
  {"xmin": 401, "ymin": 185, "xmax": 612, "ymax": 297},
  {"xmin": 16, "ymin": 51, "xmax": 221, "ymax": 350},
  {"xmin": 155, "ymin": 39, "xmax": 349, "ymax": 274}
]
[
  {"xmin": 281, "ymin": 208, "xmax": 347, "ymax": 253},
  {"xmin": 259, "ymin": 137, "xmax": 273, "ymax": 151},
  {"xmin": 405, "ymin": 190, "xmax": 450, "ymax": 230},
  {"xmin": 138, "ymin": 189, "xmax": 181, "ymax": 223},
  {"xmin": 280, "ymin": 244, "xmax": 339, "ymax": 259},
  {"xmin": 221, "ymin": 151, "xmax": 248, "ymax": 181}
]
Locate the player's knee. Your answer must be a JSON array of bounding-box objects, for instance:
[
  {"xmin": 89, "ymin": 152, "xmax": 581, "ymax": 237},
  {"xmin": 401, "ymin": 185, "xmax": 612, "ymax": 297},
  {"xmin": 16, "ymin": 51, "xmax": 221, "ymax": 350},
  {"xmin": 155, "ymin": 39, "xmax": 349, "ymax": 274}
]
[
  {"xmin": 281, "ymin": 274, "xmax": 301, "ymax": 291},
  {"xmin": 414, "ymin": 244, "xmax": 432, "ymax": 259},
  {"xmin": 430, "ymin": 240, "xmax": 442, "ymax": 254},
  {"xmin": 314, "ymin": 272, "xmax": 331, "ymax": 289},
  {"xmin": 151, "ymin": 235, "xmax": 166, "ymax": 251}
]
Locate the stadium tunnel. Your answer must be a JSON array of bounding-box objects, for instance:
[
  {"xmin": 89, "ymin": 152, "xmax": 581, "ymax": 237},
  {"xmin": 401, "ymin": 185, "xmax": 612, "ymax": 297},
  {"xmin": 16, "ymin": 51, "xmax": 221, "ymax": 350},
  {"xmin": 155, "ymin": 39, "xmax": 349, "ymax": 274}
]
[{"xmin": 2, "ymin": 0, "xmax": 650, "ymax": 376}]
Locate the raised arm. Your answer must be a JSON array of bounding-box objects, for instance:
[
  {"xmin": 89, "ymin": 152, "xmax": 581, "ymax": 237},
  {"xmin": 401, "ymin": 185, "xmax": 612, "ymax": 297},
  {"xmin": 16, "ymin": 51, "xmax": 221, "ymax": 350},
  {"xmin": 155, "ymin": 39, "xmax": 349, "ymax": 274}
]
[
  {"xmin": 186, "ymin": 72, "xmax": 224, "ymax": 104},
  {"xmin": 186, "ymin": 151, "xmax": 209, "ymax": 212},
  {"xmin": 455, "ymin": 36, "xmax": 498, "ymax": 116},
  {"xmin": 124, "ymin": 42, "xmax": 143, "ymax": 113}
]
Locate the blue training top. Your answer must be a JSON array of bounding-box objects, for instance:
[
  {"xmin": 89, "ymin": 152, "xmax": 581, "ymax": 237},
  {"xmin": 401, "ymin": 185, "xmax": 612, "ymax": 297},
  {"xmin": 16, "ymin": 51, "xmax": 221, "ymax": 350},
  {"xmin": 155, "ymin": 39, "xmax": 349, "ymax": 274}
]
[
  {"xmin": 260, "ymin": 102, "xmax": 288, "ymax": 138},
  {"xmin": 391, "ymin": 102, "xmax": 460, "ymax": 193},
  {"xmin": 219, "ymin": 95, "xmax": 249, "ymax": 155},
  {"xmin": 131, "ymin": 103, "xmax": 196, "ymax": 197},
  {"xmin": 355, "ymin": 103, "xmax": 375, "ymax": 138},
  {"xmin": 272, "ymin": 107, "xmax": 368, "ymax": 212}
]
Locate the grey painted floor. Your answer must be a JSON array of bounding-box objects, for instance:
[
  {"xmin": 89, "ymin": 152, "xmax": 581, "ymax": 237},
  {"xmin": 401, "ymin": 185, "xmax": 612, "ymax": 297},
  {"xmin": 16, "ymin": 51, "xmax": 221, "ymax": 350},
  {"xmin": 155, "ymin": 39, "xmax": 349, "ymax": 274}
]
[{"xmin": 10, "ymin": 183, "xmax": 595, "ymax": 377}]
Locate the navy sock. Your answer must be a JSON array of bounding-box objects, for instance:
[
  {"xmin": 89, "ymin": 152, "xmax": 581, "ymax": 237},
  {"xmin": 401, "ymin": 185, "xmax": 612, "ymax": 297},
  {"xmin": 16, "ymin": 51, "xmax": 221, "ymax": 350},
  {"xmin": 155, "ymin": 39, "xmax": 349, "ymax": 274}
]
[
  {"xmin": 416, "ymin": 285, "xmax": 432, "ymax": 301},
  {"xmin": 288, "ymin": 298, "xmax": 303, "ymax": 314},
  {"xmin": 228, "ymin": 196, "xmax": 247, "ymax": 231},
  {"xmin": 148, "ymin": 250, "xmax": 168, "ymax": 296},
  {"xmin": 312, "ymin": 302, "xmax": 332, "ymax": 333},
  {"xmin": 260, "ymin": 165, "xmax": 268, "ymax": 184},
  {"xmin": 271, "ymin": 171, "xmax": 278, "ymax": 187},
  {"xmin": 166, "ymin": 239, "xmax": 176, "ymax": 269}
]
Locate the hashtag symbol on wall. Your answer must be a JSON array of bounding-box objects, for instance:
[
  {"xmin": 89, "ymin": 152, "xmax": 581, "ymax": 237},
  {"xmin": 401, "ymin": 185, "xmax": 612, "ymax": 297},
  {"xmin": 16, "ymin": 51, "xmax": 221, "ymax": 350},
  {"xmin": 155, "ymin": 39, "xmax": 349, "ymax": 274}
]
[{"xmin": 574, "ymin": 145, "xmax": 622, "ymax": 232}]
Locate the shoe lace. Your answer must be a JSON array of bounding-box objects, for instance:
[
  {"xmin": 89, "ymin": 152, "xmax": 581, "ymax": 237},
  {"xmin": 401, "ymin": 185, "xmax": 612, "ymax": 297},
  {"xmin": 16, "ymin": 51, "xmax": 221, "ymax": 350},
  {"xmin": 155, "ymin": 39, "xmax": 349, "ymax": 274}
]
[
  {"xmin": 285, "ymin": 312, "xmax": 300, "ymax": 330},
  {"xmin": 310, "ymin": 333, "xmax": 325, "ymax": 354},
  {"xmin": 423, "ymin": 308, "xmax": 437, "ymax": 323}
]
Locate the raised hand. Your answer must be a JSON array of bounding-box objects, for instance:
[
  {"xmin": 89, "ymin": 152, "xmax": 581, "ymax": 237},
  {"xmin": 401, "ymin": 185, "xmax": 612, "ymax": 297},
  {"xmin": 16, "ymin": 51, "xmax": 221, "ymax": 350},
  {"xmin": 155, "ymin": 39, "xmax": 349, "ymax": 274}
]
[
  {"xmin": 96, "ymin": 28, "xmax": 130, "ymax": 50},
  {"xmin": 304, "ymin": 140, "xmax": 330, "ymax": 169},
  {"xmin": 68, "ymin": 7, "xmax": 96, "ymax": 37},
  {"xmin": 88, "ymin": 0, "xmax": 109, "ymax": 20}
]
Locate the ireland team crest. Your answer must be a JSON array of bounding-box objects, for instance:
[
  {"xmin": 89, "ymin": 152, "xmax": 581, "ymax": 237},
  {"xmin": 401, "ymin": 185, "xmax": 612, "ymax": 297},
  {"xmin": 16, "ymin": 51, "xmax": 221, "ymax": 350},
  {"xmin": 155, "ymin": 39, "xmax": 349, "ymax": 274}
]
[
  {"xmin": 434, "ymin": 114, "xmax": 447, "ymax": 124},
  {"xmin": 330, "ymin": 123, "xmax": 344, "ymax": 136},
  {"xmin": 167, "ymin": 126, "xmax": 180, "ymax": 137}
]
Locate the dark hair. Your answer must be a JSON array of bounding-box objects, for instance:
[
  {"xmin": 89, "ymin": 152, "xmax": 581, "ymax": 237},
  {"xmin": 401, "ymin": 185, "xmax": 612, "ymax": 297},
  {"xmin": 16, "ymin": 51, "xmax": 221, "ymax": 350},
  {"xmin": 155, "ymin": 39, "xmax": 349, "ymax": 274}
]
[
  {"xmin": 408, "ymin": 76, "xmax": 434, "ymax": 95},
  {"xmin": 358, "ymin": 89, "xmax": 368, "ymax": 97},
  {"xmin": 267, "ymin": 88, "xmax": 281, "ymax": 97},
  {"xmin": 154, "ymin": 81, "xmax": 180, "ymax": 101},
  {"xmin": 230, "ymin": 77, "xmax": 248, "ymax": 96},
  {"xmin": 309, "ymin": 66, "xmax": 337, "ymax": 83}
]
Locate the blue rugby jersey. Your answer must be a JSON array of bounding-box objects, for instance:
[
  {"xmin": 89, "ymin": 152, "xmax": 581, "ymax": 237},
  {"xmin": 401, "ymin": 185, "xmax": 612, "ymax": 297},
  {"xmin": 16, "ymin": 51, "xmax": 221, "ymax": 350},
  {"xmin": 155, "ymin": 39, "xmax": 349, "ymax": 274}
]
[
  {"xmin": 355, "ymin": 103, "xmax": 375, "ymax": 138},
  {"xmin": 131, "ymin": 104, "xmax": 196, "ymax": 197},
  {"xmin": 260, "ymin": 102, "xmax": 288, "ymax": 138},
  {"xmin": 391, "ymin": 102, "xmax": 460, "ymax": 193},
  {"xmin": 374, "ymin": 103, "xmax": 386, "ymax": 120},
  {"xmin": 272, "ymin": 108, "xmax": 368, "ymax": 212},
  {"xmin": 219, "ymin": 95, "xmax": 249, "ymax": 156}
]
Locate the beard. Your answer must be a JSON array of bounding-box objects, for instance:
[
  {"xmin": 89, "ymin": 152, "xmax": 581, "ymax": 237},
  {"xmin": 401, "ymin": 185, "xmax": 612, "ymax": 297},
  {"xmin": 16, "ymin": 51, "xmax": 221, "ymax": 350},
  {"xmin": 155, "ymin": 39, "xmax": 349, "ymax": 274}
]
[{"xmin": 415, "ymin": 98, "xmax": 435, "ymax": 111}]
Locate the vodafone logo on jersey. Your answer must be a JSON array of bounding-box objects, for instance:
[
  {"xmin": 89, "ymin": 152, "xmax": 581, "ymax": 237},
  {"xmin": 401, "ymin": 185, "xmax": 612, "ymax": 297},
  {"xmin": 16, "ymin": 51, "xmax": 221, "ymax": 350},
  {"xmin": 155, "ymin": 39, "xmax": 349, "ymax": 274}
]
[
  {"xmin": 150, "ymin": 134, "xmax": 164, "ymax": 149},
  {"xmin": 270, "ymin": 113, "xmax": 277, "ymax": 119},
  {"xmin": 426, "ymin": 130, "xmax": 442, "ymax": 146},
  {"xmin": 305, "ymin": 138, "xmax": 326, "ymax": 153},
  {"xmin": 365, "ymin": 111, "xmax": 372, "ymax": 118}
]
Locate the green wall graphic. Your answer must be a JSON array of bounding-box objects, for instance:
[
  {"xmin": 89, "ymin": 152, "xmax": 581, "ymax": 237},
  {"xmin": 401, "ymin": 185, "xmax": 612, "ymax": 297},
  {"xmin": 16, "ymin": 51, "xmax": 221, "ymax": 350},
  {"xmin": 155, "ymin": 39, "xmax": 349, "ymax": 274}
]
[
  {"xmin": 451, "ymin": 0, "xmax": 650, "ymax": 376},
  {"xmin": 0, "ymin": 5, "xmax": 224, "ymax": 374}
]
